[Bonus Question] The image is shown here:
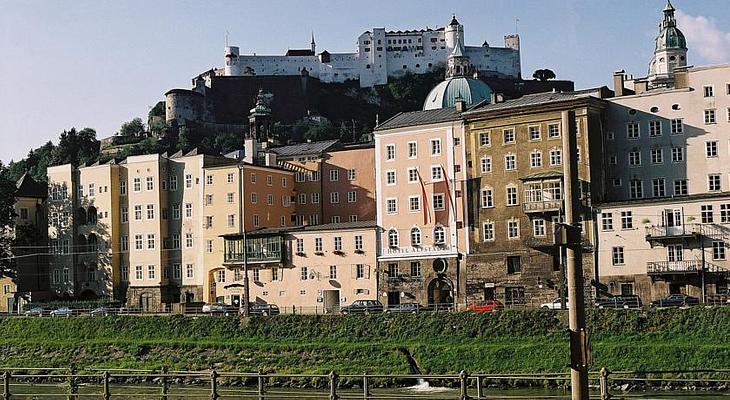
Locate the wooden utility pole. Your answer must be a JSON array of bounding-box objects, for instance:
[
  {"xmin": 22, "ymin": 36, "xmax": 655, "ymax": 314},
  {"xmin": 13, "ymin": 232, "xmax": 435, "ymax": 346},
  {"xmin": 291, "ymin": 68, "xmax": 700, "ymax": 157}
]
[{"xmin": 561, "ymin": 110, "xmax": 589, "ymax": 399}]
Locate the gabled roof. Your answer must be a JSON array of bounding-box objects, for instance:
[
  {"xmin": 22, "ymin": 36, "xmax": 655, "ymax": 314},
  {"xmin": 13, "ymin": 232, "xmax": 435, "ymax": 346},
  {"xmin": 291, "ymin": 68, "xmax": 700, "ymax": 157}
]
[
  {"xmin": 269, "ymin": 139, "xmax": 340, "ymax": 157},
  {"xmin": 15, "ymin": 173, "xmax": 47, "ymax": 199},
  {"xmin": 463, "ymin": 91, "xmax": 596, "ymax": 116},
  {"xmin": 375, "ymin": 107, "xmax": 462, "ymax": 131}
]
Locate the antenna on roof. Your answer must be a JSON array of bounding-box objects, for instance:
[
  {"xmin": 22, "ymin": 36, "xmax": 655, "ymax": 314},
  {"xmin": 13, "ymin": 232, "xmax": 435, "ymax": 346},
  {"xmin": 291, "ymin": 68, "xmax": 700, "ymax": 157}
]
[
  {"xmin": 225, "ymin": 30, "xmax": 230, "ymax": 46},
  {"xmin": 515, "ymin": 18, "xmax": 520, "ymax": 34}
]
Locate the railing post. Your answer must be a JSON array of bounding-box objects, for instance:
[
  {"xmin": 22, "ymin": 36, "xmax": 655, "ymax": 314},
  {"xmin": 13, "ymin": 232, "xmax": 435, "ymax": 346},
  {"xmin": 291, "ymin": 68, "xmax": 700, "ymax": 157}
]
[
  {"xmin": 329, "ymin": 371, "xmax": 338, "ymax": 400},
  {"xmin": 67, "ymin": 367, "xmax": 78, "ymax": 400},
  {"xmin": 161, "ymin": 366, "xmax": 169, "ymax": 400},
  {"xmin": 3, "ymin": 371, "xmax": 10, "ymax": 400},
  {"xmin": 258, "ymin": 370, "xmax": 266, "ymax": 400},
  {"xmin": 102, "ymin": 371, "xmax": 111, "ymax": 400},
  {"xmin": 210, "ymin": 370, "xmax": 219, "ymax": 400},
  {"xmin": 459, "ymin": 370, "xmax": 470, "ymax": 400},
  {"xmin": 362, "ymin": 373, "xmax": 370, "ymax": 399},
  {"xmin": 476, "ymin": 375, "xmax": 483, "ymax": 399},
  {"xmin": 600, "ymin": 368, "xmax": 611, "ymax": 400}
]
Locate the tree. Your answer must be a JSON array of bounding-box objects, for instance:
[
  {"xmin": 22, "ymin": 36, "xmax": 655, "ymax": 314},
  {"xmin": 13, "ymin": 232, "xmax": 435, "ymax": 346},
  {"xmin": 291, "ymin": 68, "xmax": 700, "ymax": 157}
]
[
  {"xmin": 119, "ymin": 118, "xmax": 146, "ymax": 137},
  {"xmin": 51, "ymin": 128, "xmax": 99, "ymax": 167},
  {"xmin": 0, "ymin": 163, "xmax": 17, "ymax": 278},
  {"xmin": 532, "ymin": 69, "xmax": 556, "ymax": 81}
]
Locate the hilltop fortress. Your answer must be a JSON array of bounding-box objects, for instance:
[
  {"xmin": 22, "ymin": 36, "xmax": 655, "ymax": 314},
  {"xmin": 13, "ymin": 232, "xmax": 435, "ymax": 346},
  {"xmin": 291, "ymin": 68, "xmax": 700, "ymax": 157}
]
[{"xmin": 218, "ymin": 16, "xmax": 521, "ymax": 88}]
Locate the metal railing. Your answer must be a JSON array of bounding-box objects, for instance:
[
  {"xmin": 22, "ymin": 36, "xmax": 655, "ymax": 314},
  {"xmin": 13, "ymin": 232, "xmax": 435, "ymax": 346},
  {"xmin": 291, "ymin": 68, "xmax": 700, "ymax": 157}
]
[
  {"xmin": 522, "ymin": 199, "xmax": 562, "ymax": 213},
  {"xmin": 647, "ymin": 260, "xmax": 730, "ymax": 276}
]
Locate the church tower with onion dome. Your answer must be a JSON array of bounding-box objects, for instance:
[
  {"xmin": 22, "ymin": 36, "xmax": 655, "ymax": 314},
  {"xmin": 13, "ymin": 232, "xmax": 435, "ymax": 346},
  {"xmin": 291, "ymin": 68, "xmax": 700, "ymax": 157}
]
[{"xmin": 648, "ymin": 0, "xmax": 688, "ymax": 86}]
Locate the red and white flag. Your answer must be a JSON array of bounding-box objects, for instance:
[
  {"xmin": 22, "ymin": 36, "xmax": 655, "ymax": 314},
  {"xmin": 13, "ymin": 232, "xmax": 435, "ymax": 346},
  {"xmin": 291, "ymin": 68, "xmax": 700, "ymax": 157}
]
[
  {"xmin": 416, "ymin": 169, "xmax": 430, "ymax": 225},
  {"xmin": 440, "ymin": 164, "xmax": 456, "ymax": 215}
]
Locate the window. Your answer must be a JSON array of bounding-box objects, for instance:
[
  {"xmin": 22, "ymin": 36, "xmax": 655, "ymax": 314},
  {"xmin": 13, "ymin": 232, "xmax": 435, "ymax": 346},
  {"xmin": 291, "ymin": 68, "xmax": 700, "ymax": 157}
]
[
  {"xmin": 87, "ymin": 183, "xmax": 95, "ymax": 197},
  {"xmin": 627, "ymin": 122, "xmax": 640, "ymax": 139},
  {"xmin": 702, "ymin": 205, "xmax": 714, "ymax": 223},
  {"xmin": 170, "ymin": 176, "xmax": 178, "ymax": 191},
  {"xmin": 629, "ymin": 179, "xmax": 643, "ymax": 199},
  {"xmin": 410, "ymin": 227, "xmax": 421, "ymax": 246},
  {"xmin": 608, "ymin": 155, "xmax": 617, "ymax": 165},
  {"xmin": 206, "ymin": 240, "xmax": 213, "ymax": 253},
  {"xmin": 146, "ymin": 176, "xmax": 154, "ymax": 191},
  {"xmin": 507, "ymin": 220, "xmax": 520, "ymax": 239},
  {"xmin": 706, "ymin": 141, "xmax": 719, "ymax": 157},
  {"xmin": 507, "ymin": 256, "xmax": 521, "ymax": 274},
  {"xmin": 253, "ymin": 214, "xmax": 260, "ymax": 227},
  {"xmin": 311, "ymin": 192, "xmax": 320, "ymax": 204},
  {"xmin": 704, "ymin": 85, "xmax": 714, "ymax": 97},
  {"xmin": 612, "ymin": 247, "xmax": 625, "ymax": 265},
  {"xmin": 621, "ymin": 211, "xmax": 633, "ymax": 229},
  {"xmin": 709, "ymin": 174, "xmax": 722, "ymax": 192},
  {"xmin": 408, "ymin": 168, "xmax": 419, "ymax": 183},
  {"xmin": 408, "ymin": 142, "xmax": 417, "ymax": 158},
  {"xmin": 171, "ymin": 203, "xmax": 180, "ymax": 220},
  {"xmin": 649, "ymin": 120, "xmax": 662, "ymax": 137},
  {"xmin": 227, "ymin": 214, "xmax": 235, "ymax": 227},
  {"xmin": 652, "ymin": 178, "xmax": 666, "ymax": 197},
  {"xmin": 705, "ymin": 109, "xmax": 716, "ymax": 124},
  {"xmin": 549, "ymin": 149, "xmax": 562, "ymax": 166},
  {"xmin": 409, "ymin": 196, "xmax": 420, "ymax": 212},
  {"xmin": 330, "ymin": 192, "xmax": 340, "ymax": 204},
  {"xmin": 206, "ymin": 175, "xmax": 213, "ymax": 185},
  {"xmin": 147, "ymin": 233, "xmax": 156, "ymax": 249},
  {"xmin": 721, "ymin": 204, "xmax": 730, "ymax": 223},
  {"xmin": 185, "ymin": 233, "xmax": 193, "ymax": 248},
  {"xmin": 347, "ymin": 168, "xmax": 357, "ymax": 181},
  {"xmin": 481, "ymin": 187, "xmax": 493, "ymax": 208},
  {"xmin": 431, "ymin": 194, "xmax": 444, "ymax": 210},
  {"xmin": 388, "ymin": 229, "xmax": 399, "ymax": 247},
  {"xmin": 479, "ymin": 132, "xmax": 490, "ymax": 146},
  {"xmin": 674, "ymin": 179, "xmax": 688, "ymax": 195},
  {"xmin": 410, "ymin": 261, "xmax": 421, "ymax": 277},
  {"xmin": 530, "ymin": 151, "xmax": 542, "ymax": 168},
  {"xmin": 120, "ymin": 181, "xmax": 127, "ymax": 195},
  {"xmin": 333, "ymin": 236, "xmax": 342, "ymax": 251},
  {"xmin": 172, "ymin": 233, "xmax": 180, "ymax": 249},
  {"xmin": 529, "ymin": 126, "xmax": 540, "ymax": 140},
  {"xmin": 135, "ymin": 266, "xmax": 143, "ymax": 280},
  {"xmin": 548, "ymin": 123, "xmax": 560, "ymax": 138},
  {"xmin": 134, "ymin": 205, "xmax": 142, "ymax": 220},
  {"xmin": 135, "ymin": 234, "xmax": 143, "ymax": 250},
  {"xmin": 601, "ymin": 212, "xmax": 613, "ymax": 231},
  {"xmin": 504, "ymin": 154, "xmax": 516, "ymax": 170},
  {"xmin": 713, "ymin": 241, "xmax": 726, "ymax": 260},
  {"xmin": 185, "ymin": 174, "xmax": 192, "ymax": 189},
  {"xmin": 356, "ymin": 264, "xmax": 365, "ymax": 279},
  {"xmin": 172, "ymin": 264, "xmax": 181, "ymax": 280},
  {"xmin": 386, "ymin": 197, "xmax": 398, "ymax": 214},
  {"xmin": 205, "ymin": 216, "xmax": 213, "ymax": 228},
  {"xmin": 329, "ymin": 170, "xmax": 339, "ymax": 182},
  {"xmin": 347, "ymin": 191, "xmax": 357, "ymax": 203},
  {"xmin": 506, "ymin": 186, "xmax": 518, "ymax": 206},
  {"xmin": 267, "ymin": 194, "xmax": 273, "ymax": 205},
  {"xmin": 433, "ymin": 225, "xmax": 445, "ymax": 244},
  {"xmin": 650, "ymin": 149, "xmax": 663, "ymax": 164},
  {"xmin": 671, "ymin": 119, "xmax": 683, "ymax": 134},
  {"xmin": 430, "ymin": 139, "xmax": 441, "ymax": 155},
  {"xmin": 184, "ymin": 264, "xmax": 193, "ymax": 279},
  {"xmin": 121, "ymin": 207, "xmax": 128, "ymax": 223},
  {"xmin": 148, "ymin": 265, "xmax": 156, "ymax": 280},
  {"xmin": 353, "ymin": 235, "xmax": 363, "ymax": 251},
  {"xmin": 185, "ymin": 203, "xmax": 192, "ymax": 218},
  {"xmin": 385, "ymin": 144, "xmax": 395, "ymax": 160},
  {"xmin": 386, "ymin": 170, "xmax": 396, "ymax": 185},
  {"xmin": 387, "ymin": 263, "xmax": 398, "ymax": 277},
  {"xmin": 146, "ymin": 204, "xmax": 155, "ymax": 220},
  {"xmin": 314, "ymin": 237, "xmax": 323, "ymax": 253},
  {"xmin": 532, "ymin": 219, "xmax": 546, "ymax": 236},
  {"xmin": 300, "ymin": 266, "xmax": 308, "ymax": 281},
  {"xmin": 503, "ymin": 129, "xmax": 515, "ymax": 144},
  {"xmin": 613, "ymin": 178, "xmax": 622, "ymax": 187},
  {"xmin": 133, "ymin": 177, "xmax": 141, "ymax": 192},
  {"xmin": 431, "ymin": 166, "xmax": 443, "ymax": 181},
  {"xmin": 672, "ymin": 146, "xmax": 684, "ymax": 163},
  {"xmin": 480, "ymin": 157, "xmax": 492, "ymax": 173},
  {"xmin": 629, "ymin": 151, "xmax": 641, "ymax": 166},
  {"xmin": 482, "ymin": 222, "xmax": 494, "ymax": 241}
]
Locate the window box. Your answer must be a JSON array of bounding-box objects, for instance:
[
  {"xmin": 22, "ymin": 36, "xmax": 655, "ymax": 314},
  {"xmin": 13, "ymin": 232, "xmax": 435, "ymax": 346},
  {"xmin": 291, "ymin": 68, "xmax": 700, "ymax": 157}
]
[
  {"xmin": 333, "ymin": 250, "xmax": 345, "ymax": 256},
  {"xmin": 295, "ymin": 252, "xmax": 306, "ymax": 257},
  {"xmin": 315, "ymin": 251, "xmax": 324, "ymax": 256},
  {"xmin": 354, "ymin": 249, "xmax": 365, "ymax": 254}
]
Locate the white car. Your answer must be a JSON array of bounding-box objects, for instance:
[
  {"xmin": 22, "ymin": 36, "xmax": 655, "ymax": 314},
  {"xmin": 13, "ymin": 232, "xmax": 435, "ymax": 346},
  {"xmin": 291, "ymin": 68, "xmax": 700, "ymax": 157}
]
[
  {"xmin": 540, "ymin": 298, "xmax": 569, "ymax": 310},
  {"xmin": 50, "ymin": 307, "xmax": 73, "ymax": 317}
]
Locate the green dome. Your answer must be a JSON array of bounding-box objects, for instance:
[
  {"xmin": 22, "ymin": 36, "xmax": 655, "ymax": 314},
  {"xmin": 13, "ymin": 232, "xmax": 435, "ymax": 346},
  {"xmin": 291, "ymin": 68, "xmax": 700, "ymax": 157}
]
[
  {"xmin": 656, "ymin": 26, "xmax": 687, "ymax": 51},
  {"xmin": 423, "ymin": 77, "xmax": 492, "ymax": 110}
]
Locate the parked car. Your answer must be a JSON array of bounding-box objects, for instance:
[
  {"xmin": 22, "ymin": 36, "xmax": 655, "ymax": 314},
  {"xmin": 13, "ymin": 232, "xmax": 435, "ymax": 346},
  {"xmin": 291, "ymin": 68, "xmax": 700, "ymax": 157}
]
[
  {"xmin": 90, "ymin": 306, "xmax": 117, "ymax": 317},
  {"xmin": 651, "ymin": 294, "xmax": 700, "ymax": 307},
  {"xmin": 385, "ymin": 303, "xmax": 425, "ymax": 314},
  {"xmin": 595, "ymin": 295, "xmax": 642, "ymax": 309},
  {"xmin": 201, "ymin": 303, "xmax": 236, "ymax": 315},
  {"xmin": 24, "ymin": 307, "xmax": 44, "ymax": 317},
  {"xmin": 540, "ymin": 298, "xmax": 569, "ymax": 310},
  {"xmin": 340, "ymin": 300, "xmax": 384, "ymax": 315},
  {"xmin": 468, "ymin": 300, "xmax": 504, "ymax": 313},
  {"xmin": 50, "ymin": 307, "xmax": 73, "ymax": 317},
  {"xmin": 249, "ymin": 303, "xmax": 280, "ymax": 316}
]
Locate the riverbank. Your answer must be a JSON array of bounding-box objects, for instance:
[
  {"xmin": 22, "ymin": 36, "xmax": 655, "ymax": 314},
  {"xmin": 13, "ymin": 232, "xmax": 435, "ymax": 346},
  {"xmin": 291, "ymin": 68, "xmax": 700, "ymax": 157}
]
[{"xmin": 0, "ymin": 308, "xmax": 728, "ymax": 376}]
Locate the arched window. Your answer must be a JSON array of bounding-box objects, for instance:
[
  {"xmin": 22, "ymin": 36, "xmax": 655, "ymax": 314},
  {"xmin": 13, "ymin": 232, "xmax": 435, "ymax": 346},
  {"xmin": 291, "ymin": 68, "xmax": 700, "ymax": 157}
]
[
  {"xmin": 388, "ymin": 229, "xmax": 399, "ymax": 248},
  {"xmin": 87, "ymin": 206, "xmax": 97, "ymax": 225},
  {"xmin": 76, "ymin": 207, "xmax": 87, "ymax": 225},
  {"xmin": 433, "ymin": 226, "xmax": 445, "ymax": 245},
  {"xmin": 87, "ymin": 233, "xmax": 98, "ymax": 253},
  {"xmin": 410, "ymin": 227, "xmax": 422, "ymax": 246}
]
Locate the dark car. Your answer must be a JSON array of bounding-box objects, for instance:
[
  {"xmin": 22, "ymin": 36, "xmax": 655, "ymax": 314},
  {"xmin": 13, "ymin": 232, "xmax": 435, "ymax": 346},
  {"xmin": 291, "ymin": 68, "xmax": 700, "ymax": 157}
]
[
  {"xmin": 385, "ymin": 303, "xmax": 425, "ymax": 314},
  {"xmin": 651, "ymin": 294, "xmax": 700, "ymax": 307},
  {"xmin": 340, "ymin": 300, "xmax": 384, "ymax": 315},
  {"xmin": 595, "ymin": 295, "xmax": 643, "ymax": 309},
  {"xmin": 249, "ymin": 303, "xmax": 280, "ymax": 316}
]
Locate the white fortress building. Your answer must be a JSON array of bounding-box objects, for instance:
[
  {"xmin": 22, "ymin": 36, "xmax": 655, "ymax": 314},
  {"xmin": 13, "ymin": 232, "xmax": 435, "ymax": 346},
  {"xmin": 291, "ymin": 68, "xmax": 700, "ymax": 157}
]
[{"xmin": 220, "ymin": 16, "xmax": 521, "ymax": 88}]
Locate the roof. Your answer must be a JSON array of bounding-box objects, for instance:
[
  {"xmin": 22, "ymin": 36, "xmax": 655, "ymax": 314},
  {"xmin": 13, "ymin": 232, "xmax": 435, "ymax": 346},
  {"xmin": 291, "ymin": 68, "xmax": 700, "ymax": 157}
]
[
  {"xmin": 375, "ymin": 107, "xmax": 462, "ymax": 131},
  {"xmin": 285, "ymin": 49, "xmax": 315, "ymax": 56},
  {"xmin": 269, "ymin": 139, "xmax": 340, "ymax": 157},
  {"xmin": 423, "ymin": 77, "xmax": 492, "ymax": 110},
  {"xmin": 15, "ymin": 173, "xmax": 47, "ymax": 199},
  {"xmin": 220, "ymin": 220, "xmax": 377, "ymax": 238},
  {"xmin": 519, "ymin": 170, "xmax": 563, "ymax": 181},
  {"xmin": 463, "ymin": 91, "xmax": 594, "ymax": 116}
]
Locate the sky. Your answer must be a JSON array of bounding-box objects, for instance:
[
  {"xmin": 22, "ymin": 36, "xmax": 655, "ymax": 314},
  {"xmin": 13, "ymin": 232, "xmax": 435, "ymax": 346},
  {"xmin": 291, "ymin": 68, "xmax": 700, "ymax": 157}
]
[{"xmin": 1, "ymin": 0, "xmax": 729, "ymax": 163}]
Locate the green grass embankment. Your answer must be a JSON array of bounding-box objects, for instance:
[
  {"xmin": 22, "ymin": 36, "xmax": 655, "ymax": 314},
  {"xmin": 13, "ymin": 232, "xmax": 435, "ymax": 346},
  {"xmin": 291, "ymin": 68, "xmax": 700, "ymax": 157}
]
[{"xmin": 0, "ymin": 308, "xmax": 728, "ymax": 374}]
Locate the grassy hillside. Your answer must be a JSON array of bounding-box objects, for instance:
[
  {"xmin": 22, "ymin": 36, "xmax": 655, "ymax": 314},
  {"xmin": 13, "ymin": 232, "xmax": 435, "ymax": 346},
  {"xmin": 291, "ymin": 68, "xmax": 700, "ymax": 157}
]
[{"xmin": 0, "ymin": 308, "xmax": 728, "ymax": 375}]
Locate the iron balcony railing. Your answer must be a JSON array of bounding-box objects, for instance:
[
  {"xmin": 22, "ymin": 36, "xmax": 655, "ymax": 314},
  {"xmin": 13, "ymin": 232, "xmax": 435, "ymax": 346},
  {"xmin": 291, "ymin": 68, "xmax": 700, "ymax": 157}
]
[
  {"xmin": 647, "ymin": 260, "xmax": 729, "ymax": 275},
  {"xmin": 645, "ymin": 223, "xmax": 727, "ymax": 240},
  {"xmin": 522, "ymin": 199, "xmax": 562, "ymax": 213}
]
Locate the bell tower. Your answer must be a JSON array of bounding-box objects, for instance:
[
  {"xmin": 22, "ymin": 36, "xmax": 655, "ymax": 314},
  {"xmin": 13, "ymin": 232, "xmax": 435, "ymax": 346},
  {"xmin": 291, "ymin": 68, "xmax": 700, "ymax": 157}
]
[
  {"xmin": 648, "ymin": 0, "xmax": 688, "ymax": 87},
  {"xmin": 248, "ymin": 89, "xmax": 275, "ymax": 143}
]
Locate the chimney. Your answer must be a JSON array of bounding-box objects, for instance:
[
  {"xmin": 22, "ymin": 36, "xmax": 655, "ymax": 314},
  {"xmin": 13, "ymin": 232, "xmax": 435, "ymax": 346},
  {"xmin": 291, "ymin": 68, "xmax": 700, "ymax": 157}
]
[
  {"xmin": 634, "ymin": 80, "xmax": 648, "ymax": 95},
  {"xmin": 243, "ymin": 139, "xmax": 256, "ymax": 164},
  {"xmin": 613, "ymin": 70, "xmax": 625, "ymax": 97},
  {"xmin": 265, "ymin": 152, "xmax": 277, "ymax": 167},
  {"xmin": 455, "ymin": 99, "xmax": 466, "ymax": 113},
  {"xmin": 674, "ymin": 67, "xmax": 690, "ymax": 89},
  {"xmin": 490, "ymin": 92, "xmax": 505, "ymax": 104}
]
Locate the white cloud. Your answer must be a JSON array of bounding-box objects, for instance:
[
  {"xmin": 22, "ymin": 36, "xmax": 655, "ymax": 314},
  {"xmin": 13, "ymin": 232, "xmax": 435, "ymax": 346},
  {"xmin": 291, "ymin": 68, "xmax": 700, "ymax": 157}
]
[{"xmin": 676, "ymin": 10, "xmax": 730, "ymax": 63}]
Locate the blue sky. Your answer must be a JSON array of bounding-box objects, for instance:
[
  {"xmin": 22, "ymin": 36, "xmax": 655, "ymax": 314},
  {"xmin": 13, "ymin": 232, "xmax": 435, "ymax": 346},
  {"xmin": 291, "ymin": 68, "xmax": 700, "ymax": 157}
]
[{"xmin": 1, "ymin": 0, "xmax": 729, "ymax": 163}]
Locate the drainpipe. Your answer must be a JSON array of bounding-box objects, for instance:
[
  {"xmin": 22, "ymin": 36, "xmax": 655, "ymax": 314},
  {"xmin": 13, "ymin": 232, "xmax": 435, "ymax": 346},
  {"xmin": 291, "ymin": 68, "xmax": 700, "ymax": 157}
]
[{"xmin": 238, "ymin": 165, "xmax": 250, "ymax": 317}]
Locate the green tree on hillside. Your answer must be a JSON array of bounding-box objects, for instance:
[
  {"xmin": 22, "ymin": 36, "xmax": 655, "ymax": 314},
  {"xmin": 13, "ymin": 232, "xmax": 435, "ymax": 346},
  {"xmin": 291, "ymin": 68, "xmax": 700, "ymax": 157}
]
[
  {"xmin": 0, "ymin": 163, "xmax": 17, "ymax": 278},
  {"xmin": 119, "ymin": 118, "xmax": 146, "ymax": 137},
  {"xmin": 52, "ymin": 128, "xmax": 99, "ymax": 167}
]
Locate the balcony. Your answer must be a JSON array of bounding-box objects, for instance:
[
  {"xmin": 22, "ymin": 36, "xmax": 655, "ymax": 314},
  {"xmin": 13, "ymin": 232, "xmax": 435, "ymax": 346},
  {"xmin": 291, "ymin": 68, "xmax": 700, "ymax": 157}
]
[
  {"xmin": 647, "ymin": 260, "xmax": 729, "ymax": 276},
  {"xmin": 222, "ymin": 235, "xmax": 285, "ymax": 265},
  {"xmin": 384, "ymin": 275, "xmax": 425, "ymax": 288},
  {"xmin": 645, "ymin": 223, "xmax": 727, "ymax": 244},
  {"xmin": 523, "ymin": 200, "xmax": 562, "ymax": 214}
]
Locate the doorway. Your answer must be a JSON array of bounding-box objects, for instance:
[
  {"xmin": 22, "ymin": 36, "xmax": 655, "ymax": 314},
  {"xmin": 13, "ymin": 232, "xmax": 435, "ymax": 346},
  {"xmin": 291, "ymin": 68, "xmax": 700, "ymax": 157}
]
[
  {"xmin": 323, "ymin": 289, "xmax": 340, "ymax": 314},
  {"xmin": 139, "ymin": 293, "xmax": 154, "ymax": 312},
  {"xmin": 427, "ymin": 278, "xmax": 453, "ymax": 306},
  {"xmin": 231, "ymin": 295, "xmax": 241, "ymax": 307},
  {"xmin": 387, "ymin": 291, "xmax": 401, "ymax": 307},
  {"xmin": 483, "ymin": 287, "xmax": 495, "ymax": 301}
]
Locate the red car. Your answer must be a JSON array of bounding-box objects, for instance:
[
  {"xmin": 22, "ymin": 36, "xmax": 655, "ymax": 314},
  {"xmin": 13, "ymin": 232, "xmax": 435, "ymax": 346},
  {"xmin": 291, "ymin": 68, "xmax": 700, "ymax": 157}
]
[{"xmin": 468, "ymin": 300, "xmax": 504, "ymax": 312}]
